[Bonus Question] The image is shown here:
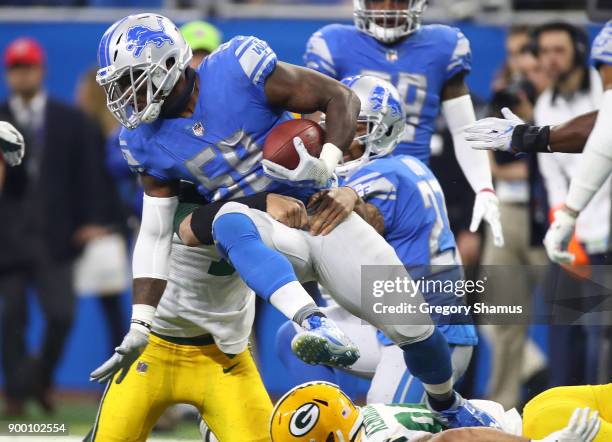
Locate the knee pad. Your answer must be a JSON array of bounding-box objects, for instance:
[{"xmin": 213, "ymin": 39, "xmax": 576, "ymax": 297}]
[{"xmin": 385, "ymin": 324, "xmax": 435, "ymax": 347}]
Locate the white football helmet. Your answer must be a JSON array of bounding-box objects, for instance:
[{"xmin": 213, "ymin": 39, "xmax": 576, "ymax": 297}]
[
  {"xmin": 332, "ymin": 75, "xmax": 405, "ymax": 178},
  {"xmin": 353, "ymin": 0, "xmax": 428, "ymax": 43},
  {"xmin": 96, "ymin": 13, "xmax": 192, "ymax": 129}
]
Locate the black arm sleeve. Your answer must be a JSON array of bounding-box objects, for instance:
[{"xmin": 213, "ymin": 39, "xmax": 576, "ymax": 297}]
[
  {"xmin": 511, "ymin": 124, "xmax": 551, "ymax": 153},
  {"xmin": 190, "ymin": 192, "xmax": 269, "ymax": 245}
]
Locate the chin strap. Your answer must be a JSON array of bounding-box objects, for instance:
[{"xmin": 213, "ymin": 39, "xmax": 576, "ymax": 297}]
[{"xmin": 160, "ymin": 66, "xmax": 197, "ymax": 119}]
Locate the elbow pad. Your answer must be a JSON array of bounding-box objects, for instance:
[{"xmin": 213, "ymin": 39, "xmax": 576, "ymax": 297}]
[{"xmin": 132, "ymin": 194, "xmax": 179, "ymax": 280}]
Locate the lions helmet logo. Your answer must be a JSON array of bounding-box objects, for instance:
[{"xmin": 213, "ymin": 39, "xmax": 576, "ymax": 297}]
[
  {"xmin": 369, "ymin": 85, "xmax": 402, "ymax": 117},
  {"xmin": 289, "ymin": 403, "xmax": 320, "ymax": 437},
  {"xmin": 126, "ymin": 18, "xmax": 175, "ymax": 57}
]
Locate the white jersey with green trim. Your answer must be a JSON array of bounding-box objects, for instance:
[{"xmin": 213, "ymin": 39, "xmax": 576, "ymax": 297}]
[
  {"xmin": 360, "ymin": 403, "xmax": 445, "ymax": 441},
  {"xmin": 360, "ymin": 400, "xmax": 523, "ymax": 441},
  {"xmin": 152, "ymin": 235, "xmax": 255, "ymax": 355}
]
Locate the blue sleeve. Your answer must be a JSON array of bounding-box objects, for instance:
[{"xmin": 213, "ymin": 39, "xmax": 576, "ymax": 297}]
[
  {"xmin": 218, "ymin": 35, "xmax": 278, "ymax": 103},
  {"xmin": 304, "ymin": 27, "xmax": 339, "ymax": 79},
  {"xmin": 444, "ymin": 27, "xmax": 472, "ymax": 80},
  {"xmin": 345, "ymin": 164, "xmax": 398, "ymax": 233},
  {"xmin": 118, "ymin": 129, "xmax": 173, "ymax": 181},
  {"xmin": 591, "ymin": 21, "xmax": 612, "ymax": 68}
]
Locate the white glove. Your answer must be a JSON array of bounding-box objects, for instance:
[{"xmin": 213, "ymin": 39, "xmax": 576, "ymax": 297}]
[
  {"xmin": 262, "ymin": 137, "xmax": 340, "ymax": 187},
  {"xmin": 470, "ymin": 190, "xmax": 504, "ymax": 247},
  {"xmin": 463, "ymin": 107, "xmax": 523, "ymax": 152},
  {"xmin": 543, "ymin": 207, "xmax": 577, "ymax": 264},
  {"xmin": 537, "ymin": 408, "xmax": 601, "ymax": 442},
  {"xmin": 0, "ymin": 121, "xmax": 25, "ymax": 167},
  {"xmin": 89, "ymin": 326, "xmax": 149, "ymax": 384}
]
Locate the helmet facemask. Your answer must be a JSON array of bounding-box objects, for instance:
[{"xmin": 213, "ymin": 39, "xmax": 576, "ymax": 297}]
[
  {"xmin": 354, "ymin": 0, "xmax": 428, "ymax": 43},
  {"xmin": 98, "ymin": 51, "xmax": 182, "ymax": 129}
]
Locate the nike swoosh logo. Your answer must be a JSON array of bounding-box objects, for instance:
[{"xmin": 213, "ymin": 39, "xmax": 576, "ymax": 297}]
[{"xmin": 223, "ymin": 362, "xmax": 240, "ymax": 374}]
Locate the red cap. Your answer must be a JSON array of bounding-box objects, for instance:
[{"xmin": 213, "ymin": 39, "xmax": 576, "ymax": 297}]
[{"xmin": 4, "ymin": 38, "xmax": 45, "ymax": 68}]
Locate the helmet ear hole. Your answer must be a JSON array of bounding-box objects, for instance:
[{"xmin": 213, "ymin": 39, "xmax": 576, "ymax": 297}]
[
  {"xmin": 166, "ymin": 57, "xmax": 176, "ymax": 69},
  {"xmin": 326, "ymin": 432, "xmax": 335, "ymax": 442},
  {"xmin": 385, "ymin": 124, "xmax": 394, "ymax": 137}
]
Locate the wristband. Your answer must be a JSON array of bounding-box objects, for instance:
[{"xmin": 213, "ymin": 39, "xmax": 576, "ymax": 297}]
[
  {"xmin": 511, "ymin": 124, "xmax": 551, "ymax": 153},
  {"xmin": 131, "ymin": 304, "xmax": 156, "ymax": 332},
  {"xmin": 320, "ymin": 143, "xmax": 343, "ymax": 175}
]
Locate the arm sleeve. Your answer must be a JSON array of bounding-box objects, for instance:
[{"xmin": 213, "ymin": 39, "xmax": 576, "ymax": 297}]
[
  {"xmin": 441, "ymin": 94, "xmax": 494, "ymax": 193},
  {"xmin": 345, "ymin": 169, "xmax": 397, "ymax": 232},
  {"xmin": 591, "ymin": 20, "xmax": 612, "ymax": 68},
  {"xmin": 132, "ymin": 194, "xmax": 178, "ymax": 280},
  {"xmin": 303, "ymin": 30, "xmax": 339, "ymax": 79},
  {"xmin": 565, "ymin": 89, "xmax": 612, "ymax": 212},
  {"xmin": 446, "ymin": 29, "xmax": 472, "ymax": 80},
  {"xmin": 537, "ymin": 153, "xmax": 569, "ymax": 208}
]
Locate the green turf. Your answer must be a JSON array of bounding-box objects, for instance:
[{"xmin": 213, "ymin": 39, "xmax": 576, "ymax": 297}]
[{"xmin": 0, "ymin": 398, "xmax": 201, "ymax": 440}]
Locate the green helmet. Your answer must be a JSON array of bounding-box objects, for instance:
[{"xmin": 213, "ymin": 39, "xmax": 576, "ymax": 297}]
[{"xmin": 180, "ymin": 20, "xmax": 222, "ymax": 54}]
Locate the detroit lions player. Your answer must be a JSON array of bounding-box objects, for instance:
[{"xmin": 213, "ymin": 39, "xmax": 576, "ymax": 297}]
[
  {"xmin": 91, "ymin": 12, "xmax": 360, "ymax": 380},
  {"xmin": 463, "ymin": 20, "xmax": 612, "ymax": 264},
  {"xmin": 92, "ymin": 13, "xmax": 496, "ymax": 428},
  {"xmin": 304, "ymin": 0, "xmax": 504, "ymax": 247},
  {"xmin": 276, "ymin": 76, "xmax": 477, "ymax": 406}
]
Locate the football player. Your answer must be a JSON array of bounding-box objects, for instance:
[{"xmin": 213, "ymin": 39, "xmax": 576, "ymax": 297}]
[
  {"xmin": 88, "ymin": 191, "xmax": 310, "ymax": 442},
  {"xmin": 463, "ymin": 20, "xmax": 612, "ymax": 263},
  {"xmin": 93, "ymin": 13, "xmax": 496, "ymax": 429},
  {"xmin": 88, "ymin": 237, "xmax": 268, "ymax": 441},
  {"xmin": 270, "ymin": 381, "xmax": 602, "ymax": 442},
  {"xmin": 304, "ymin": 0, "xmax": 504, "ymax": 248},
  {"xmin": 275, "ymin": 76, "xmax": 477, "ymax": 405}
]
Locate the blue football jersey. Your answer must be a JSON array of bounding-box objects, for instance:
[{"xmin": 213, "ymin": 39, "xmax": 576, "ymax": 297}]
[
  {"xmin": 592, "ymin": 20, "xmax": 612, "ymax": 68},
  {"xmin": 345, "ymin": 155, "xmax": 477, "ymax": 346},
  {"xmin": 119, "ymin": 35, "xmax": 317, "ymax": 203},
  {"xmin": 304, "ymin": 24, "xmax": 472, "ymax": 163}
]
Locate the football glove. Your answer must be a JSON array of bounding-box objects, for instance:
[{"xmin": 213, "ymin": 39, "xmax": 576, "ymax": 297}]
[
  {"xmin": 537, "ymin": 408, "xmax": 600, "ymax": 442},
  {"xmin": 470, "ymin": 190, "xmax": 504, "ymax": 247},
  {"xmin": 544, "ymin": 207, "xmax": 578, "ymax": 264},
  {"xmin": 89, "ymin": 326, "xmax": 149, "ymax": 384},
  {"xmin": 463, "ymin": 107, "xmax": 523, "ymax": 152},
  {"xmin": 262, "ymin": 137, "xmax": 336, "ymax": 187},
  {"xmin": 0, "ymin": 121, "xmax": 25, "ymax": 167}
]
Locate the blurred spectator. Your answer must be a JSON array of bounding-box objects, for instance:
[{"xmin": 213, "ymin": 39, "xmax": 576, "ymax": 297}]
[
  {"xmin": 480, "ymin": 25, "xmax": 550, "ymax": 411},
  {"xmin": 533, "ymin": 22, "xmax": 611, "ymax": 386},
  {"xmin": 74, "ymin": 68, "xmax": 129, "ymax": 354},
  {"xmin": 0, "ymin": 37, "xmax": 112, "ymax": 416},
  {"xmin": 180, "ymin": 20, "xmax": 222, "ymax": 68}
]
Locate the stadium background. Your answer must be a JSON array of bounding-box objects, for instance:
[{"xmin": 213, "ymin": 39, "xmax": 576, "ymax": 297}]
[{"xmin": 0, "ymin": 1, "xmax": 606, "ymax": 438}]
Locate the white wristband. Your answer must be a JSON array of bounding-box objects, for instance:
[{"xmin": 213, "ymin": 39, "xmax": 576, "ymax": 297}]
[
  {"xmin": 130, "ymin": 304, "xmax": 156, "ymax": 333},
  {"xmin": 320, "ymin": 142, "xmax": 343, "ymax": 175}
]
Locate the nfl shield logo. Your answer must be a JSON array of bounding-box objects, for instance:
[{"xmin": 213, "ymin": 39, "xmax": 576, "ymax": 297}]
[
  {"xmin": 192, "ymin": 122, "xmax": 204, "ymax": 137},
  {"xmin": 136, "ymin": 361, "xmax": 148, "ymax": 373},
  {"xmin": 386, "ymin": 50, "xmax": 398, "ymax": 62}
]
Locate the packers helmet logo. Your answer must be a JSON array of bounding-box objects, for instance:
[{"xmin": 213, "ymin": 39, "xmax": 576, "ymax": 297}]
[{"xmin": 289, "ymin": 403, "xmax": 320, "ymax": 436}]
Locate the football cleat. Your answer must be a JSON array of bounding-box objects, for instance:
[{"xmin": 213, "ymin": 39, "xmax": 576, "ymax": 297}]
[
  {"xmin": 427, "ymin": 393, "xmax": 502, "ymax": 430},
  {"xmin": 291, "ymin": 316, "xmax": 360, "ymax": 368}
]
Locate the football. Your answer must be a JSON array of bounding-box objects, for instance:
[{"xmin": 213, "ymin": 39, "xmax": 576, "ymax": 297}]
[{"xmin": 263, "ymin": 119, "xmax": 324, "ymax": 170}]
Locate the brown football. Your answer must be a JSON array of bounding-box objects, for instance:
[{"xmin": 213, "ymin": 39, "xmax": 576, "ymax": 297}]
[{"xmin": 263, "ymin": 119, "xmax": 324, "ymax": 170}]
